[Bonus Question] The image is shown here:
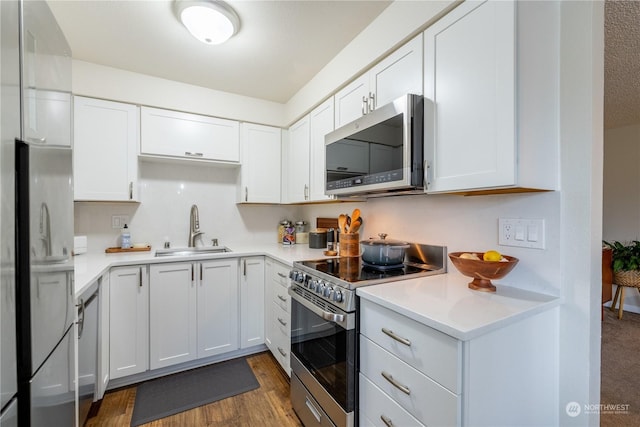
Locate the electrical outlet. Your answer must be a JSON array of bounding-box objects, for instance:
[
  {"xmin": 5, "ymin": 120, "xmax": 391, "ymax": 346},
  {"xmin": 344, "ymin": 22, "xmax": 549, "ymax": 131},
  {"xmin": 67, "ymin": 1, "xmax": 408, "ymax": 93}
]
[
  {"xmin": 111, "ymin": 215, "xmax": 130, "ymax": 229},
  {"xmin": 498, "ymin": 218, "xmax": 545, "ymax": 249}
]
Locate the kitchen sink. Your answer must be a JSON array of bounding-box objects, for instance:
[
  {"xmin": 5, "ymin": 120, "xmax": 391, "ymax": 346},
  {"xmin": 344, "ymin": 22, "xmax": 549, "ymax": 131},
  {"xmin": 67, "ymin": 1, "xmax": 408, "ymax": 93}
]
[{"xmin": 154, "ymin": 246, "xmax": 232, "ymax": 257}]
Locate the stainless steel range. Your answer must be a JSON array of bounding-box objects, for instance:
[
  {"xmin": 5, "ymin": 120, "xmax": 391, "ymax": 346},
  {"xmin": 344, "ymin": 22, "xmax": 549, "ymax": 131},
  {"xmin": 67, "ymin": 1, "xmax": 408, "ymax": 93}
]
[{"xmin": 288, "ymin": 243, "xmax": 447, "ymax": 427}]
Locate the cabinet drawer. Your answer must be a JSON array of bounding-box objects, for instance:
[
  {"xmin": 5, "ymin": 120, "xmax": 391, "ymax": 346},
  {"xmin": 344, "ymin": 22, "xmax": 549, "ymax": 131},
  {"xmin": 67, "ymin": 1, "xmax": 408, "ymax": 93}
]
[
  {"xmin": 359, "ymin": 374, "xmax": 424, "ymax": 427},
  {"xmin": 273, "ymin": 301, "xmax": 290, "ymax": 336},
  {"xmin": 272, "ymin": 283, "xmax": 290, "ymax": 312},
  {"xmin": 360, "ymin": 299, "xmax": 460, "ymax": 393},
  {"xmin": 360, "ymin": 337, "xmax": 459, "ymax": 426},
  {"xmin": 272, "ymin": 262, "xmax": 290, "ymax": 288}
]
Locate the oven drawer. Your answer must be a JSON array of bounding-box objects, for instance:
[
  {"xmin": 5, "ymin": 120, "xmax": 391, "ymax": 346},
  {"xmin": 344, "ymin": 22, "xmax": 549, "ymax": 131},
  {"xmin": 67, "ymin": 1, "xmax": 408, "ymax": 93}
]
[
  {"xmin": 359, "ymin": 374, "xmax": 424, "ymax": 427},
  {"xmin": 360, "ymin": 336, "xmax": 459, "ymax": 426},
  {"xmin": 291, "ymin": 373, "xmax": 336, "ymax": 427},
  {"xmin": 360, "ymin": 299, "xmax": 461, "ymax": 393}
]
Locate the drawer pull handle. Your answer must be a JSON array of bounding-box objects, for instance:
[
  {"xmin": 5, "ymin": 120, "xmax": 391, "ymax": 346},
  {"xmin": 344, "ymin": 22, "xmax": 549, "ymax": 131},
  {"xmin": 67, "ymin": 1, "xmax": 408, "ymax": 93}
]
[
  {"xmin": 381, "ymin": 327, "xmax": 411, "ymax": 346},
  {"xmin": 277, "ymin": 347, "xmax": 287, "ymax": 357},
  {"xmin": 277, "ymin": 272, "xmax": 287, "ymax": 278},
  {"xmin": 277, "ymin": 317, "xmax": 287, "ymax": 326},
  {"xmin": 185, "ymin": 151, "xmax": 204, "ymax": 157},
  {"xmin": 381, "ymin": 371, "xmax": 411, "ymax": 395},
  {"xmin": 380, "ymin": 415, "xmax": 394, "ymax": 427},
  {"xmin": 277, "ymin": 294, "xmax": 287, "ymax": 302},
  {"xmin": 305, "ymin": 397, "xmax": 322, "ymax": 423}
]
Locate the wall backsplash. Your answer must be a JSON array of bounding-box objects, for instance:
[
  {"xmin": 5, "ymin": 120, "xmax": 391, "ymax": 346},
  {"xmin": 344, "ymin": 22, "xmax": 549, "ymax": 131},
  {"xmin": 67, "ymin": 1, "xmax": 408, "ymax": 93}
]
[
  {"xmin": 303, "ymin": 191, "xmax": 561, "ymax": 296},
  {"xmin": 75, "ymin": 159, "xmax": 561, "ymax": 297},
  {"xmin": 74, "ymin": 161, "xmax": 300, "ymax": 251}
]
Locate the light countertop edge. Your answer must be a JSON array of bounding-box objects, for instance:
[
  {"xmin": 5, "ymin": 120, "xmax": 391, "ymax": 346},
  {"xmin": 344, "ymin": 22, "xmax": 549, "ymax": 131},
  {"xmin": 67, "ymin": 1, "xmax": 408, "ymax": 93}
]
[
  {"xmin": 74, "ymin": 243, "xmax": 329, "ymax": 297},
  {"xmin": 356, "ymin": 274, "xmax": 562, "ymax": 341}
]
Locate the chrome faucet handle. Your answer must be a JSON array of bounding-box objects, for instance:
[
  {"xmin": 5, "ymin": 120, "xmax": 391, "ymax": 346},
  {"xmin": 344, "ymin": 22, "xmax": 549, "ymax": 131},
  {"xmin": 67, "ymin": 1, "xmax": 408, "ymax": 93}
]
[
  {"xmin": 212, "ymin": 238, "xmax": 218, "ymax": 247},
  {"xmin": 164, "ymin": 241, "xmax": 171, "ymax": 249}
]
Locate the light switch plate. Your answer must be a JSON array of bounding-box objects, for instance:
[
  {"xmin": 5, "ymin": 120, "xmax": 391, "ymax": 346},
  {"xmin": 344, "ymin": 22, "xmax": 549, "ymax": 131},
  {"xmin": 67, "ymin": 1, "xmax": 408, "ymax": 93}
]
[
  {"xmin": 111, "ymin": 215, "xmax": 130, "ymax": 229},
  {"xmin": 498, "ymin": 218, "xmax": 545, "ymax": 249}
]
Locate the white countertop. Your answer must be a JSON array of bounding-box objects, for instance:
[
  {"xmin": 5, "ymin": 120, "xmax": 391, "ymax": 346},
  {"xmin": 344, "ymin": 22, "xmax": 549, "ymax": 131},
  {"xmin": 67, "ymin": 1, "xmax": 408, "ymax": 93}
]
[
  {"xmin": 356, "ymin": 274, "xmax": 561, "ymax": 341},
  {"xmin": 73, "ymin": 243, "xmax": 328, "ymax": 297}
]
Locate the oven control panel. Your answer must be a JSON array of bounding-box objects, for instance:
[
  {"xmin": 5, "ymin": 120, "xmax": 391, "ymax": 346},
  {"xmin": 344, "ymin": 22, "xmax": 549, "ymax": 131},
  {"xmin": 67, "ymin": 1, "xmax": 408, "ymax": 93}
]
[{"xmin": 289, "ymin": 270, "xmax": 355, "ymax": 313}]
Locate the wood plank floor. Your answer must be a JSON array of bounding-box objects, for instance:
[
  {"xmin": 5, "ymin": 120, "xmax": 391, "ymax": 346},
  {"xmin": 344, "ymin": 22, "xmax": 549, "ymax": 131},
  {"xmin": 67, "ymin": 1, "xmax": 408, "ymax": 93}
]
[{"xmin": 86, "ymin": 352, "xmax": 303, "ymax": 427}]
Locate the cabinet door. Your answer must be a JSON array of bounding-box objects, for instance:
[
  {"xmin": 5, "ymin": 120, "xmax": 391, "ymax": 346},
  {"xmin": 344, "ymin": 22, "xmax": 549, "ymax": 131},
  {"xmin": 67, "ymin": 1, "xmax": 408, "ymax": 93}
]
[
  {"xmin": 197, "ymin": 259, "xmax": 239, "ymax": 358},
  {"xmin": 239, "ymin": 123, "xmax": 281, "ymax": 203},
  {"xmin": 308, "ymin": 98, "xmax": 334, "ymax": 201},
  {"xmin": 140, "ymin": 106, "xmax": 240, "ymax": 163},
  {"xmin": 240, "ymin": 257, "xmax": 265, "ymax": 349},
  {"xmin": 424, "ymin": 0, "xmax": 516, "ymax": 193},
  {"xmin": 97, "ymin": 272, "xmax": 109, "ymax": 400},
  {"xmin": 73, "ymin": 96, "xmax": 139, "ymax": 201},
  {"xmin": 109, "ymin": 266, "xmax": 148, "ymax": 380},
  {"xmin": 334, "ymin": 73, "xmax": 369, "ymax": 128},
  {"xmin": 286, "ymin": 116, "xmax": 310, "ymax": 203},
  {"xmin": 149, "ymin": 263, "xmax": 197, "ymax": 370},
  {"xmin": 369, "ymin": 33, "xmax": 423, "ymax": 109}
]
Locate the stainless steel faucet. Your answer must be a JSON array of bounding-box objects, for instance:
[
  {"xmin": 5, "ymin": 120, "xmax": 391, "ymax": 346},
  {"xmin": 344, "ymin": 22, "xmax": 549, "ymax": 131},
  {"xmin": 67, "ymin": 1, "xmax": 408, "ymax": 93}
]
[
  {"xmin": 188, "ymin": 204, "xmax": 204, "ymax": 247},
  {"xmin": 39, "ymin": 202, "xmax": 51, "ymax": 256}
]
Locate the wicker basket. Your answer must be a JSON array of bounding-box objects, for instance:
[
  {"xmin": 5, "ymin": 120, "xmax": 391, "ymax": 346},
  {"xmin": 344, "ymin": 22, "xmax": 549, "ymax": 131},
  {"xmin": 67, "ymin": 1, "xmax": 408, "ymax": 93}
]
[{"xmin": 614, "ymin": 270, "xmax": 640, "ymax": 288}]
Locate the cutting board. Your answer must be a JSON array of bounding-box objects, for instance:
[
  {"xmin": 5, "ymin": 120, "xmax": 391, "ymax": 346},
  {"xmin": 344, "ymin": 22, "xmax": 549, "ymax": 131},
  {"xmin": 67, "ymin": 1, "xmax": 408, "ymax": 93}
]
[{"xmin": 105, "ymin": 246, "xmax": 151, "ymax": 253}]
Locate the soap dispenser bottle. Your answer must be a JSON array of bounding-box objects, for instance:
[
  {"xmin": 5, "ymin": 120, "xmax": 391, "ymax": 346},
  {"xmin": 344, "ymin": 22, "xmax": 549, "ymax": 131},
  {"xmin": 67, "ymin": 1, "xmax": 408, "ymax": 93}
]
[{"xmin": 121, "ymin": 224, "xmax": 131, "ymax": 249}]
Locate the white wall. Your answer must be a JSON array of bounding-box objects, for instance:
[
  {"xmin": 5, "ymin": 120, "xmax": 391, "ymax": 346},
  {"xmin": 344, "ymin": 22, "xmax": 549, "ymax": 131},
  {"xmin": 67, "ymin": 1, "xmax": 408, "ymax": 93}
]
[
  {"xmin": 304, "ymin": 192, "xmax": 562, "ymax": 296},
  {"xmin": 74, "ymin": 160, "xmax": 299, "ymax": 252},
  {"xmin": 603, "ymin": 123, "xmax": 640, "ymax": 313},
  {"xmin": 71, "ymin": 60, "xmax": 285, "ymax": 127}
]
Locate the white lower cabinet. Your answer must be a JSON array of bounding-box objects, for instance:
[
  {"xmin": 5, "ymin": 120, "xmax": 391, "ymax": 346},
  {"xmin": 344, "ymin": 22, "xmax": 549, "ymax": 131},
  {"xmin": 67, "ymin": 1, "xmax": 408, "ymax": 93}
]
[
  {"xmin": 197, "ymin": 258, "xmax": 239, "ymax": 358},
  {"xmin": 360, "ymin": 300, "xmax": 460, "ymax": 427},
  {"xmin": 264, "ymin": 258, "xmax": 291, "ymax": 375},
  {"xmin": 149, "ymin": 262, "xmax": 197, "ymax": 370},
  {"xmin": 109, "ymin": 266, "xmax": 148, "ymax": 380},
  {"xmin": 240, "ymin": 257, "xmax": 265, "ymax": 349},
  {"xmin": 97, "ymin": 272, "xmax": 110, "ymax": 400},
  {"xmin": 149, "ymin": 259, "xmax": 240, "ymax": 369}
]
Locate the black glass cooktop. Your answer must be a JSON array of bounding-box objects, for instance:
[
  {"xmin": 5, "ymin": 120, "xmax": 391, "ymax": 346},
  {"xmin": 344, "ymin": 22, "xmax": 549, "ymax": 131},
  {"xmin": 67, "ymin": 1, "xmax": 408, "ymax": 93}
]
[{"xmin": 297, "ymin": 257, "xmax": 434, "ymax": 287}]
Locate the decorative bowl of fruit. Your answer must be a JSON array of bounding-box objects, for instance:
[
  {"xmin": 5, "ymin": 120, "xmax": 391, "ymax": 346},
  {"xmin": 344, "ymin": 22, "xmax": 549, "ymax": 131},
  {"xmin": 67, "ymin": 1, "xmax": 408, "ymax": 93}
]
[{"xmin": 448, "ymin": 251, "xmax": 519, "ymax": 292}]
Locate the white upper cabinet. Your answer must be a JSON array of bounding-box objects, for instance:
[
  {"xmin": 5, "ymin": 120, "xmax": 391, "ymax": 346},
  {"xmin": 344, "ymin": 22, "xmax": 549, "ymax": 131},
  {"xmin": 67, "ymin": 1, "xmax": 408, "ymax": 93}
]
[
  {"xmin": 334, "ymin": 34, "xmax": 423, "ymax": 128},
  {"xmin": 140, "ymin": 106, "xmax": 240, "ymax": 164},
  {"xmin": 309, "ymin": 98, "xmax": 335, "ymax": 201},
  {"xmin": 73, "ymin": 96, "xmax": 139, "ymax": 202},
  {"xmin": 424, "ymin": 0, "xmax": 559, "ymax": 194},
  {"xmin": 286, "ymin": 115, "xmax": 311, "ymax": 203},
  {"xmin": 238, "ymin": 123, "xmax": 281, "ymax": 203}
]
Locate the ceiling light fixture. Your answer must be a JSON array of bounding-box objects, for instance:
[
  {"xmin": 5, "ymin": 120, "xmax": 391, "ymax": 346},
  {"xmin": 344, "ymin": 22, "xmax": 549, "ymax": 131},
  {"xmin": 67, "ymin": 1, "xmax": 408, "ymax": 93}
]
[{"xmin": 174, "ymin": 0, "xmax": 240, "ymax": 45}]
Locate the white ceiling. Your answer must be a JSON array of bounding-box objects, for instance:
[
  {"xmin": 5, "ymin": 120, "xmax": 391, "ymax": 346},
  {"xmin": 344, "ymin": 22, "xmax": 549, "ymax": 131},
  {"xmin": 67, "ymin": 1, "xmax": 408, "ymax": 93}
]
[
  {"xmin": 47, "ymin": 0, "xmax": 392, "ymax": 104},
  {"xmin": 48, "ymin": 0, "xmax": 638, "ymax": 128}
]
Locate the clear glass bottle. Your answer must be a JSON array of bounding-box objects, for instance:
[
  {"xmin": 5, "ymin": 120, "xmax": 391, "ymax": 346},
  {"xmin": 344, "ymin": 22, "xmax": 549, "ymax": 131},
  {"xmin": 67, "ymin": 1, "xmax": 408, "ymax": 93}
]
[{"xmin": 295, "ymin": 221, "xmax": 309, "ymax": 244}]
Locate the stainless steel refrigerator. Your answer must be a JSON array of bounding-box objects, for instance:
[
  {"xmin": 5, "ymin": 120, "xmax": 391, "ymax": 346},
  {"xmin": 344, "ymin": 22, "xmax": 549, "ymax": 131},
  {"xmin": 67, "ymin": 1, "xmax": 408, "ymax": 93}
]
[{"xmin": 1, "ymin": 1, "xmax": 74, "ymax": 425}]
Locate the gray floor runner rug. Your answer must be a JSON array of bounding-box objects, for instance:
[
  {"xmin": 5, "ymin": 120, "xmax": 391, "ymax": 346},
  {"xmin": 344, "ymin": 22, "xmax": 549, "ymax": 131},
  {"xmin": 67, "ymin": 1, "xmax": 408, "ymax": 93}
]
[{"xmin": 130, "ymin": 357, "xmax": 260, "ymax": 426}]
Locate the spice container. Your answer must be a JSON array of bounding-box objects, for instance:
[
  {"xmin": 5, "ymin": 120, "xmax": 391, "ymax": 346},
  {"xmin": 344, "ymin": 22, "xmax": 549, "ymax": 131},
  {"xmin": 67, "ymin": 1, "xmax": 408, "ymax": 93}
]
[
  {"xmin": 278, "ymin": 220, "xmax": 291, "ymax": 244},
  {"xmin": 283, "ymin": 223, "xmax": 296, "ymax": 245},
  {"xmin": 295, "ymin": 221, "xmax": 309, "ymax": 244}
]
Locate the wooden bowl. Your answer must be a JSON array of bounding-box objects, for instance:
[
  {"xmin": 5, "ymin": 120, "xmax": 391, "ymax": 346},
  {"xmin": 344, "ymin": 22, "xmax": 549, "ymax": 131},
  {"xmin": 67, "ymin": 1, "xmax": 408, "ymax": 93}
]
[{"xmin": 449, "ymin": 252, "xmax": 519, "ymax": 292}]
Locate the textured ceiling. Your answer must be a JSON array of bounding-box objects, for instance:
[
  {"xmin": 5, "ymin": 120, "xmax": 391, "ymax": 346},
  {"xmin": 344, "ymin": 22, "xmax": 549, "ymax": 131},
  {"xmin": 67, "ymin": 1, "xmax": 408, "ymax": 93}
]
[
  {"xmin": 47, "ymin": 0, "xmax": 391, "ymax": 104},
  {"xmin": 605, "ymin": 0, "xmax": 640, "ymax": 129}
]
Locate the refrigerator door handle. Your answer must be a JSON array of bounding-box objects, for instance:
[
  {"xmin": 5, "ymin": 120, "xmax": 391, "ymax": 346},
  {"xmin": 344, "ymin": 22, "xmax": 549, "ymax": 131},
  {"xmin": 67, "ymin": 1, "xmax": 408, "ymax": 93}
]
[{"xmin": 76, "ymin": 298, "xmax": 85, "ymax": 338}]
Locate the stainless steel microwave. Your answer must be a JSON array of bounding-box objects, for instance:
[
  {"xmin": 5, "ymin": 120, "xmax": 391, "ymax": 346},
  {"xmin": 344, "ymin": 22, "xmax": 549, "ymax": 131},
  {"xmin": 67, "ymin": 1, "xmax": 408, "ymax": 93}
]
[{"xmin": 325, "ymin": 94, "xmax": 425, "ymax": 197}]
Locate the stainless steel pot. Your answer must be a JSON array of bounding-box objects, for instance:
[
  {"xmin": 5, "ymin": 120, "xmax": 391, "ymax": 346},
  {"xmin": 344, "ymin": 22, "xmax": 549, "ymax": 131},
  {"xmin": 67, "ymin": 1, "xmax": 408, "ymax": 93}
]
[{"xmin": 360, "ymin": 233, "xmax": 410, "ymax": 266}]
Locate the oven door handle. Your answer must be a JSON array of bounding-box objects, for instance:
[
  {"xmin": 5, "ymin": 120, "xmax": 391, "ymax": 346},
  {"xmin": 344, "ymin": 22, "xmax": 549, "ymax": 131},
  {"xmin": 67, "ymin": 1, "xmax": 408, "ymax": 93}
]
[{"xmin": 289, "ymin": 287, "xmax": 354, "ymax": 330}]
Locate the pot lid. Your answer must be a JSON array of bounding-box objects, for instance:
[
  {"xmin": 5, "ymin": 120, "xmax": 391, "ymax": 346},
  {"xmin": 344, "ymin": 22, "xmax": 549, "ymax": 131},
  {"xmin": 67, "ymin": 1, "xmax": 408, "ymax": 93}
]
[{"xmin": 360, "ymin": 233, "xmax": 410, "ymax": 248}]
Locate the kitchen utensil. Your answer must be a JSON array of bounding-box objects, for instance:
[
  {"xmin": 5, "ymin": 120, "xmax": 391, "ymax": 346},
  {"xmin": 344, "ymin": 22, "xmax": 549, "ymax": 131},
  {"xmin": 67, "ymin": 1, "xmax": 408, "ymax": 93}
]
[
  {"xmin": 348, "ymin": 217, "xmax": 362, "ymax": 233},
  {"xmin": 448, "ymin": 252, "xmax": 519, "ymax": 292},
  {"xmin": 360, "ymin": 233, "xmax": 410, "ymax": 266},
  {"xmin": 351, "ymin": 208, "xmax": 361, "ymax": 225},
  {"xmin": 338, "ymin": 214, "xmax": 347, "ymax": 234}
]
